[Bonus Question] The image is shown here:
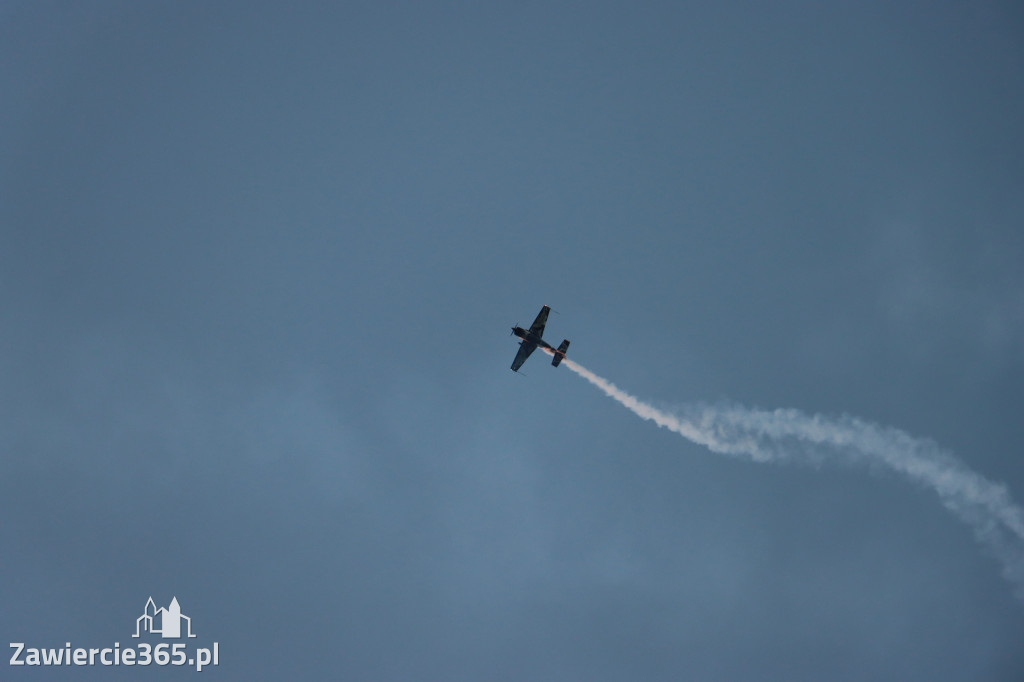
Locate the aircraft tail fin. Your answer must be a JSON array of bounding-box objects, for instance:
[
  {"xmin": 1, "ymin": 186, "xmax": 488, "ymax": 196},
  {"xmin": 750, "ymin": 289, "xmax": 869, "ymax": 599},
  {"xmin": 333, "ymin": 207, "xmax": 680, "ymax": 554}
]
[{"xmin": 551, "ymin": 340, "xmax": 570, "ymax": 367}]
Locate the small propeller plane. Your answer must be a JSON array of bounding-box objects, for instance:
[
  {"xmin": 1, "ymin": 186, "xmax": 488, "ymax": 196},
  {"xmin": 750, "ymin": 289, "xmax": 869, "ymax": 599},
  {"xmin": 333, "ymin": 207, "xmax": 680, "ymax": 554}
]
[{"xmin": 510, "ymin": 305, "xmax": 570, "ymax": 372}]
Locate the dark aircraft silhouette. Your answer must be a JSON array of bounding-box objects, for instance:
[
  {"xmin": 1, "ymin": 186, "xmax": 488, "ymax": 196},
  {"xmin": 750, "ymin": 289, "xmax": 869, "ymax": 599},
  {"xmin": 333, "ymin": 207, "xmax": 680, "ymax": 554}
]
[{"xmin": 510, "ymin": 305, "xmax": 570, "ymax": 372}]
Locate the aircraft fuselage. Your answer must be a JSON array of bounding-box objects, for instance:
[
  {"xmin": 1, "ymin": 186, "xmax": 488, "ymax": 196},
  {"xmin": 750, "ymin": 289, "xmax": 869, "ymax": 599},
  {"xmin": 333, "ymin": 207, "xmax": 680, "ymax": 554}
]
[{"xmin": 511, "ymin": 326, "xmax": 555, "ymax": 352}]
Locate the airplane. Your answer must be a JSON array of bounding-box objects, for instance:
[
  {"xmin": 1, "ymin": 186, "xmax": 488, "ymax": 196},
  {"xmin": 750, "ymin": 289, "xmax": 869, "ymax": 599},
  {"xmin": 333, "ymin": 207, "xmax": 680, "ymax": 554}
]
[{"xmin": 510, "ymin": 305, "xmax": 570, "ymax": 372}]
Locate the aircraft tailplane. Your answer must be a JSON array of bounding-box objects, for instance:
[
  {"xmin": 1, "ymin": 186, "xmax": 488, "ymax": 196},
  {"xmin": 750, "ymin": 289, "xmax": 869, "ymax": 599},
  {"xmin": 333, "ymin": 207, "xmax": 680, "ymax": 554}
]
[{"xmin": 551, "ymin": 340, "xmax": 570, "ymax": 367}]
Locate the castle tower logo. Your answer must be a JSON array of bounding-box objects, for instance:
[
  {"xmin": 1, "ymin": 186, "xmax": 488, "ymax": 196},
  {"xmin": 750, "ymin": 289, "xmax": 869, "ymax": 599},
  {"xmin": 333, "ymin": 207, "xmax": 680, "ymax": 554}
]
[
  {"xmin": 9, "ymin": 595, "xmax": 218, "ymax": 670},
  {"xmin": 133, "ymin": 597, "xmax": 197, "ymax": 639}
]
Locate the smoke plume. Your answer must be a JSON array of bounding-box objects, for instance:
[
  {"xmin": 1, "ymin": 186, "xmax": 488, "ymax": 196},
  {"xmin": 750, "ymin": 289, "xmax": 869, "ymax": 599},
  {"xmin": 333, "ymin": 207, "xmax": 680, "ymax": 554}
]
[{"xmin": 562, "ymin": 359, "xmax": 1024, "ymax": 601}]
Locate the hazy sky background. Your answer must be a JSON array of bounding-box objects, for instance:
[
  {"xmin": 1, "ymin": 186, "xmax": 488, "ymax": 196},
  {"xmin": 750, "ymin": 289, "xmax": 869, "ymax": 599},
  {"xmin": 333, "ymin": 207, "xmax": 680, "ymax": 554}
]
[{"xmin": 3, "ymin": 2, "xmax": 1023, "ymax": 679}]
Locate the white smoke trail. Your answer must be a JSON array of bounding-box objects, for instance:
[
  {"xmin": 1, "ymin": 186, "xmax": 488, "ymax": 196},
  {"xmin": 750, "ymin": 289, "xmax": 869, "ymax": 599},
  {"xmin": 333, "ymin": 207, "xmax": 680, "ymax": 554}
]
[{"xmin": 563, "ymin": 358, "xmax": 1024, "ymax": 601}]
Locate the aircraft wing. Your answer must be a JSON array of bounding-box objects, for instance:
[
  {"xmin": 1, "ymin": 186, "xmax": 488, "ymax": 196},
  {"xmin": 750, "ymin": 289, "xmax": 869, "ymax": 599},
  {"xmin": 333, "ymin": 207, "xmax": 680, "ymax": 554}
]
[
  {"xmin": 528, "ymin": 305, "xmax": 550, "ymax": 338},
  {"xmin": 510, "ymin": 341, "xmax": 537, "ymax": 372}
]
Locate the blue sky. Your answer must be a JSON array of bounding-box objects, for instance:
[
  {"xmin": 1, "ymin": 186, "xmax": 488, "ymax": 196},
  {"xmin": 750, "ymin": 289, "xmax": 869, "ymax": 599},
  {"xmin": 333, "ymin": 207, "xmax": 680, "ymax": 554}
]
[{"xmin": 3, "ymin": 2, "xmax": 1023, "ymax": 679}]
